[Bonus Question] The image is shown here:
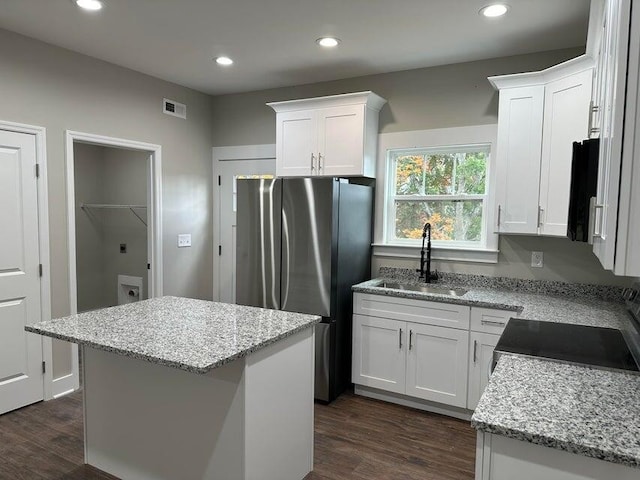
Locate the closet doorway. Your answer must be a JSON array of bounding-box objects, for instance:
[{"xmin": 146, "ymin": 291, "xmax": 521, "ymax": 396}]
[{"xmin": 66, "ymin": 131, "xmax": 163, "ymax": 316}]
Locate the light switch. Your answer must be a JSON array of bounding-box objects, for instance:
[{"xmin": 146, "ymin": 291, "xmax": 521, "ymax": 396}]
[{"xmin": 178, "ymin": 234, "xmax": 192, "ymax": 248}]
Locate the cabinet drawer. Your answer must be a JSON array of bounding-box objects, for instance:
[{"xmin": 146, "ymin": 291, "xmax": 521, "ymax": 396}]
[
  {"xmin": 470, "ymin": 307, "xmax": 513, "ymax": 334},
  {"xmin": 354, "ymin": 293, "xmax": 470, "ymax": 330}
]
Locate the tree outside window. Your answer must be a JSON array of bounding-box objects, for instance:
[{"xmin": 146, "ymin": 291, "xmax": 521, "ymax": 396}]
[{"xmin": 388, "ymin": 145, "xmax": 490, "ymax": 247}]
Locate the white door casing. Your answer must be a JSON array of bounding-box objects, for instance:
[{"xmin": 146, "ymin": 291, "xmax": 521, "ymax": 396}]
[
  {"xmin": 212, "ymin": 145, "xmax": 276, "ymax": 303},
  {"xmin": 64, "ymin": 131, "xmax": 163, "ymax": 396},
  {"xmin": 0, "ymin": 129, "xmax": 45, "ymax": 414}
]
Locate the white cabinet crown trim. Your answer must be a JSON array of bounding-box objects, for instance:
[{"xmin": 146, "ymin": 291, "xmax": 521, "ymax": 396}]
[
  {"xmin": 489, "ymin": 55, "xmax": 595, "ymax": 90},
  {"xmin": 267, "ymin": 91, "xmax": 387, "ymax": 113}
]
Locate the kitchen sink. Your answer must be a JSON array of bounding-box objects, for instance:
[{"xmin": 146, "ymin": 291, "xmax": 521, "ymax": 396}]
[{"xmin": 378, "ymin": 281, "xmax": 467, "ymax": 297}]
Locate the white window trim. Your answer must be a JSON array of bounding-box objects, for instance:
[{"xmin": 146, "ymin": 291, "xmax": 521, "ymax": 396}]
[{"xmin": 374, "ymin": 125, "xmax": 499, "ymax": 264}]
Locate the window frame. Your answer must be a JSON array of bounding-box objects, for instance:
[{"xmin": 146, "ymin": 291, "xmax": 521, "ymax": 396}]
[
  {"xmin": 373, "ymin": 125, "xmax": 499, "ymax": 264},
  {"xmin": 386, "ymin": 143, "xmax": 492, "ymax": 249}
]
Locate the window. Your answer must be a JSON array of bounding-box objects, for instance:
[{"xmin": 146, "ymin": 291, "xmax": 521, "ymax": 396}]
[{"xmin": 386, "ymin": 144, "xmax": 491, "ymax": 248}]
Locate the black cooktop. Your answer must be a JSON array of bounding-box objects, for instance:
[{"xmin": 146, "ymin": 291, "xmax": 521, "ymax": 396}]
[{"xmin": 495, "ymin": 318, "xmax": 639, "ymax": 373}]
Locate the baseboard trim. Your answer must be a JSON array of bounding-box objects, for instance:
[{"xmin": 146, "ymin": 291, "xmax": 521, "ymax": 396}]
[
  {"xmin": 354, "ymin": 385, "xmax": 473, "ymax": 421},
  {"xmin": 52, "ymin": 373, "xmax": 77, "ymax": 399}
]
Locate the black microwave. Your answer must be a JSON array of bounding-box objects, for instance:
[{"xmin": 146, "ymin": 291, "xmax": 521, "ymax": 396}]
[{"xmin": 567, "ymin": 139, "xmax": 600, "ymax": 242}]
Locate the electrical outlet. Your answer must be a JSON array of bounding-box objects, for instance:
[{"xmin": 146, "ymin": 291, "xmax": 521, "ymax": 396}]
[
  {"xmin": 531, "ymin": 251, "xmax": 544, "ymax": 268},
  {"xmin": 177, "ymin": 234, "xmax": 192, "ymax": 248}
]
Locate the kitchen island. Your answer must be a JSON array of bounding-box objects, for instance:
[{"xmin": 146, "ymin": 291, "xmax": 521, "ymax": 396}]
[{"xmin": 26, "ymin": 296, "xmax": 321, "ymax": 480}]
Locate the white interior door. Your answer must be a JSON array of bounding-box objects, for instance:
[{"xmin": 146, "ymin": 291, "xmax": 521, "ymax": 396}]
[
  {"xmin": 0, "ymin": 129, "xmax": 44, "ymax": 414},
  {"xmin": 217, "ymin": 158, "xmax": 275, "ymax": 303}
]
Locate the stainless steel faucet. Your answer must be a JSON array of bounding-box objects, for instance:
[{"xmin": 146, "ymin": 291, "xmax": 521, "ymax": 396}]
[{"xmin": 418, "ymin": 223, "xmax": 438, "ymax": 283}]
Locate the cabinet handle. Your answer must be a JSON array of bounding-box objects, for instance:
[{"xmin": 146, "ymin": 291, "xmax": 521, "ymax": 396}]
[
  {"xmin": 310, "ymin": 153, "xmax": 315, "ymax": 173},
  {"xmin": 409, "ymin": 330, "xmax": 413, "ymax": 351},
  {"xmin": 592, "ymin": 203, "xmax": 605, "ymax": 238},
  {"xmin": 318, "ymin": 153, "xmax": 323, "ymax": 172},
  {"xmin": 497, "ymin": 205, "xmax": 502, "ymax": 228},
  {"xmin": 537, "ymin": 206, "xmax": 544, "ymax": 227},
  {"xmin": 481, "ymin": 319, "xmax": 506, "ymax": 327},
  {"xmin": 399, "ymin": 328, "xmax": 402, "ymax": 349},
  {"xmin": 473, "ymin": 340, "xmax": 478, "ymax": 363},
  {"xmin": 588, "ymin": 101, "xmax": 600, "ymax": 138}
]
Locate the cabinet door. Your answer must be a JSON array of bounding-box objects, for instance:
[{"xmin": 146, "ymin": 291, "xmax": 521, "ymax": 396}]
[
  {"xmin": 352, "ymin": 314, "xmax": 405, "ymax": 394},
  {"xmin": 467, "ymin": 332, "xmax": 500, "ymax": 411},
  {"xmin": 316, "ymin": 105, "xmax": 365, "ymax": 177},
  {"xmin": 405, "ymin": 323, "xmax": 469, "ymax": 408},
  {"xmin": 494, "ymin": 86, "xmax": 545, "ymax": 234},
  {"xmin": 539, "ymin": 69, "xmax": 593, "ymax": 236},
  {"xmin": 593, "ymin": 0, "xmax": 631, "ymax": 269},
  {"xmin": 275, "ymin": 110, "xmax": 317, "ymax": 177}
]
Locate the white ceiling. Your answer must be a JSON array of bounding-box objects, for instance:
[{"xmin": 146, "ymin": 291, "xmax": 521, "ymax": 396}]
[{"xmin": 0, "ymin": 0, "xmax": 590, "ymax": 95}]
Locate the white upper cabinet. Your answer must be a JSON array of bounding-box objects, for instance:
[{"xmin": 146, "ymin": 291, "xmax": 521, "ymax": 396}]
[
  {"xmin": 494, "ymin": 85, "xmax": 545, "ymax": 235},
  {"xmin": 268, "ymin": 92, "xmax": 386, "ymax": 178},
  {"xmin": 539, "ymin": 69, "xmax": 593, "ymax": 236},
  {"xmin": 276, "ymin": 109, "xmax": 317, "ymax": 177},
  {"xmin": 490, "ymin": 56, "xmax": 594, "ymax": 237},
  {"xmin": 587, "ymin": 0, "xmax": 640, "ymax": 275}
]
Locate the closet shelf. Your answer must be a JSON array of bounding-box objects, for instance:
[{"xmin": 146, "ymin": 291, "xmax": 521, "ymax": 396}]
[{"xmin": 80, "ymin": 203, "xmax": 147, "ymax": 226}]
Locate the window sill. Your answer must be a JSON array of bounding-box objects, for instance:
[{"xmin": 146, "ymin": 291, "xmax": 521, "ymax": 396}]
[{"xmin": 372, "ymin": 243, "xmax": 499, "ymax": 264}]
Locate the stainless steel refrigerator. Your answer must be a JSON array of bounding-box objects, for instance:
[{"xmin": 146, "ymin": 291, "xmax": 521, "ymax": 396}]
[{"xmin": 236, "ymin": 177, "xmax": 373, "ymax": 403}]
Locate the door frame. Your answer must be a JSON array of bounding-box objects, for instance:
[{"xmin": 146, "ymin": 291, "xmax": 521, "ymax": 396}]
[
  {"xmin": 0, "ymin": 119, "xmax": 53, "ymax": 400},
  {"xmin": 65, "ymin": 131, "xmax": 163, "ymax": 393},
  {"xmin": 212, "ymin": 144, "xmax": 275, "ymax": 301}
]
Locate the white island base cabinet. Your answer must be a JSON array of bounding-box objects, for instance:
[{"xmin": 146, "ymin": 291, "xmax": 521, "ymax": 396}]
[
  {"xmin": 476, "ymin": 432, "xmax": 639, "ymax": 480},
  {"xmin": 82, "ymin": 328, "xmax": 314, "ymax": 480}
]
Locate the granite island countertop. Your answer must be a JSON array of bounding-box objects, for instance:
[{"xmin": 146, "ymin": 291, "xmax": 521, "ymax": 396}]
[
  {"xmin": 26, "ymin": 296, "xmax": 320, "ymax": 374},
  {"xmin": 471, "ymin": 355, "xmax": 640, "ymax": 468}
]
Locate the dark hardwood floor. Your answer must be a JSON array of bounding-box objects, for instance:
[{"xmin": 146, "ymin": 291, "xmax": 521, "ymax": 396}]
[{"xmin": 0, "ymin": 390, "xmax": 475, "ymax": 480}]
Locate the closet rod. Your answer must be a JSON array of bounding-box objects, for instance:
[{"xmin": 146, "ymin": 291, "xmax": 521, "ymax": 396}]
[{"xmin": 80, "ymin": 203, "xmax": 147, "ymax": 209}]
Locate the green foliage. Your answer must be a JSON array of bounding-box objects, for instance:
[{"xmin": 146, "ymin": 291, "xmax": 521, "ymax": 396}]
[{"xmin": 392, "ymin": 149, "xmax": 488, "ymax": 242}]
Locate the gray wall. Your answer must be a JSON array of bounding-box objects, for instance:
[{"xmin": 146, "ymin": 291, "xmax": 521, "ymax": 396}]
[
  {"xmin": 210, "ymin": 46, "xmax": 631, "ymax": 286},
  {"xmin": 0, "ymin": 28, "xmax": 214, "ymax": 378},
  {"xmin": 211, "ymin": 47, "xmax": 583, "ymax": 145},
  {"xmin": 74, "ymin": 144, "xmax": 108, "ymax": 312},
  {"xmin": 74, "ymin": 143, "xmax": 149, "ymax": 313}
]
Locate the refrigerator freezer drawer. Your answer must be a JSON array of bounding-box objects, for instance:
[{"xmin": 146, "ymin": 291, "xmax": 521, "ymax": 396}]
[{"xmin": 315, "ymin": 322, "xmax": 331, "ymax": 402}]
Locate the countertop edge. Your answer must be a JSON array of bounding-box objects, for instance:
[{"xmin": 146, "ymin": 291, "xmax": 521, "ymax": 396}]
[
  {"xmin": 351, "ymin": 283, "xmax": 522, "ymax": 312},
  {"xmin": 26, "ymin": 317, "xmax": 321, "ymax": 375},
  {"xmin": 471, "ymin": 418, "xmax": 640, "ymax": 469}
]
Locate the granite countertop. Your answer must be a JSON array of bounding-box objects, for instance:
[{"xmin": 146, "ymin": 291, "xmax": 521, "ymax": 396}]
[
  {"xmin": 472, "ymin": 355, "xmax": 640, "ymax": 468},
  {"xmin": 352, "ymin": 277, "xmax": 628, "ymax": 330},
  {"xmin": 26, "ymin": 296, "xmax": 320, "ymax": 374},
  {"xmin": 354, "ymin": 268, "xmax": 638, "ymax": 468}
]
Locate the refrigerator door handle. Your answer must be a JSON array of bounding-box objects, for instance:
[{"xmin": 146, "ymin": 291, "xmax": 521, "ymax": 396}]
[{"xmin": 281, "ymin": 209, "xmax": 291, "ymax": 308}]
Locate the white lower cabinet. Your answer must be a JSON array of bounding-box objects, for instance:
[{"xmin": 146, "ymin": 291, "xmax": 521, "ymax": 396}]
[
  {"xmin": 467, "ymin": 332, "xmax": 500, "ymax": 411},
  {"xmin": 477, "ymin": 433, "xmax": 639, "ymax": 480},
  {"xmin": 352, "ymin": 314, "xmax": 469, "ymax": 408},
  {"xmin": 353, "ymin": 292, "xmax": 511, "ymax": 412},
  {"xmin": 352, "ymin": 314, "xmax": 405, "ymax": 394},
  {"xmin": 405, "ymin": 323, "xmax": 469, "ymax": 407}
]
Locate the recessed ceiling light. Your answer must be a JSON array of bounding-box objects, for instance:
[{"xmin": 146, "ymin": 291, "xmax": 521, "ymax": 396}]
[
  {"xmin": 480, "ymin": 4, "xmax": 509, "ymax": 17},
  {"xmin": 215, "ymin": 56, "xmax": 234, "ymax": 66},
  {"xmin": 317, "ymin": 37, "xmax": 340, "ymax": 48},
  {"xmin": 75, "ymin": 0, "xmax": 103, "ymax": 11}
]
